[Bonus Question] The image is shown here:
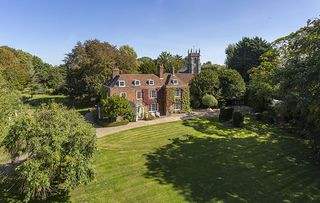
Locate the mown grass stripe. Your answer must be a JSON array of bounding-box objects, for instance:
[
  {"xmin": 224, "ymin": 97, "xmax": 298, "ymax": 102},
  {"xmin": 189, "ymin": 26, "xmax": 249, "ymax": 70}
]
[{"xmin": 70, "ymin": 117, "xmax": 320, "ymax": 203}]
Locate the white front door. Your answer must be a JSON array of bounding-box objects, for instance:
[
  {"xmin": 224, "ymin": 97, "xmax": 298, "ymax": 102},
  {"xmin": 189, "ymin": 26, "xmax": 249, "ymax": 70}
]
[{"xmin": 136, "ymin": 105, "xmax": 144, "ymax": 120}]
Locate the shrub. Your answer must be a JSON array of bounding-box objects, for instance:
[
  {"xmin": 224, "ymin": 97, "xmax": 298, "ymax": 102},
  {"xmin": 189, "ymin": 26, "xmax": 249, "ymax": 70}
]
[
  {"xmin": 272, "ymin": 100, "xmax": 290, "ymax": 122},
  {"xmin": 261, "ymin": 111, "xmax": 274, "ymax": 124},
  {"xmin": 216, "ymin": 68, "xmax": 246, "ymax": 101},
  {"xmin": 232, "ymin": 112, "xmax": 244, "ymax": 127},
  {"xmin": 219, "ymin": 107, "xmax": 234, "ymax": 122},
  {"xmin": 190, "ymin": 69, "xmax": 221, "ymax": 108},
  {"xmin": 255, "ymin": 113, "xmax": 262, "ymax": 120},
  {"xmin": 101, "ymin": 95, "xmax": 135, "ymax": 122},
  {"xmin": 1, "ymin": 104, "xmax": 96, "ymax": 202},
  {"xmin": 143, "ymin": 112, "xmax": 155, "ymax": 121},
  {"xmin": 202, "ymin": 94, "xmax": 218, "ymax": 108},
  {"xmin": 191, "ymin": 98, "xmax": 201, "ymax": 109}
]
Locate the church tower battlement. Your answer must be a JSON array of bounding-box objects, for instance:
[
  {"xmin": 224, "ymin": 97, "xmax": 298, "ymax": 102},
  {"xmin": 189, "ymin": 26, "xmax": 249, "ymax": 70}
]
[{"xmin": 187, "ymin": 49, "xmax": 201, "ymax": 75}]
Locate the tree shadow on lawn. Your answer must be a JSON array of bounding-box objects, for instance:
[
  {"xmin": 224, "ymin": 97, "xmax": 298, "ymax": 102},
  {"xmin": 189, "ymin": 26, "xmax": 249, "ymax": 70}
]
[
  {"xmin": 144, "ymin": 117, "xmax": 320, "ymax": 203},
  {"xmin": 25, "ymin": 96, "xmax": 70, "ymax": 107}
]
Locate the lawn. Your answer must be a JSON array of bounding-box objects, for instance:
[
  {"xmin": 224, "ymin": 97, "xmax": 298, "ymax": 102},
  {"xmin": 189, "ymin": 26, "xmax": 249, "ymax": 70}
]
[
  {"xmin": 68, "ymin": 117, "xmax": 320, "ymax": 203},
  {"xmin": 22, "ymin": 94, "xmax": 69, "ymax": 107},
  {"xmin": 23, "ymin": 94, "xmax": 93, "ymax": 116}
]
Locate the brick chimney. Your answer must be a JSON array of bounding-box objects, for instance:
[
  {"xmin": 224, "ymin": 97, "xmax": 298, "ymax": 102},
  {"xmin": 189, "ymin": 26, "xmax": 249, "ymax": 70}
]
[
  {"xmin": 112, "ymin": 68, "xmax": 120, "ymax": 78},
  {"xmin": 157, "ymin": 64, "xmax": 164, "ymax": 79}
]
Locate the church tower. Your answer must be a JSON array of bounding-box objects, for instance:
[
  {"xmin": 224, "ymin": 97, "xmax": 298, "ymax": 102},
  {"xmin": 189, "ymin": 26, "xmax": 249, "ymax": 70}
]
[{"xmin": 187, "ymin": 49, "xmax": 201, "ymax": 74}]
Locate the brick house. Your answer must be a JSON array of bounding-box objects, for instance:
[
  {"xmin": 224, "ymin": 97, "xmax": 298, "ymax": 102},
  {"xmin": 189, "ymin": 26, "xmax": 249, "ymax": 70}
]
[{"xmin": 103, "ymin": 49, "xmax": 201, "ymax": 120}]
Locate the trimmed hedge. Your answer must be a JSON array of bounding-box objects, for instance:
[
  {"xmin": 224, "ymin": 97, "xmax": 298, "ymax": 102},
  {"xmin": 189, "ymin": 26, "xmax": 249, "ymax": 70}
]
[
  {"xmin": 100, "ymin": 96, "xmax": 135, "ymax": 122},
  {"xmin": 232, "ymin": 112, "xmax": 244, "ymax": 127},
  {"xmin": 219, "ymin": 107, "xmax": 234, "ymax": 122},
  {"xmin": 202, "ymin": 94, "xmax": 218, "ymax": 108}
]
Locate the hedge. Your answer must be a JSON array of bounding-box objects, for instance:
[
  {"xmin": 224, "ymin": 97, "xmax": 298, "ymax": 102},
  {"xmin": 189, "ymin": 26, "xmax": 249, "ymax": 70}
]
[
  {"xmin": 232, "ymin": 112, "xmax": 244, "ymax": 127},
  {"xmin": 219, "ymin": 107, "xmax": 234, "ymax": 122}
]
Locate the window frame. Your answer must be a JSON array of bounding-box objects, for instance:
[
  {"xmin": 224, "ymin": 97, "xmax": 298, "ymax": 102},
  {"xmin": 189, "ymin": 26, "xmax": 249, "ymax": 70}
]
[
  {"xmin": 171, "ymin": 79, "xmax": 178, "ymax": 85},
  {"xmin": 174, "ymin": 102, "xmax": 182, "ymax": 110},
  {"xmin": 149, "ymin": 103, "xmax": 158, "ymax": 112},
  {"xmin": 147, "ymin": 79, "xmax": 154, "ymax": 86},
  {"xmin": 118, "ymin": 80, "xmax": 125, "ymax": 87},
  {"xmin": 134, "ymin": 80, "xmax": 141, "ymax": 86},
  {"xmin": 120, "ymin": 92, "xmax": 127, "ymax": 98},
  {"xmin": 150, "ymin": 89, "xmax": 157, "ymax": 98},
  {"xmin": 136, "ymin": 91, "xmax": 142, "ymax": 100},
  {"xmin": 175, "ymin": 88, "xmax": 182, "ymax": 97}
]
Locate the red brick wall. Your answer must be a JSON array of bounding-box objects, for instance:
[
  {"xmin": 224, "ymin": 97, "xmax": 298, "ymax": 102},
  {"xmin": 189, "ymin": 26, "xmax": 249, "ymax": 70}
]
[{"xmin": 109, "ymin": 87, "xmax": 164, "ymax": 114}]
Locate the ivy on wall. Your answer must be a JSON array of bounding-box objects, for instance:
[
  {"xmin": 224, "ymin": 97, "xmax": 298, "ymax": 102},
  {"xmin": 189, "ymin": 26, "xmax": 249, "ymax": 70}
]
[
  {"xmin": 165, "ymin": 87, "xmax": 191, "ymax": 114},
  {"xmin": 166, "ymin": 88, "xmax": 175, "ymax": 107},
  {"xmin": 181, "ymin": 87, "xmax": 191, "ymax": 113}
]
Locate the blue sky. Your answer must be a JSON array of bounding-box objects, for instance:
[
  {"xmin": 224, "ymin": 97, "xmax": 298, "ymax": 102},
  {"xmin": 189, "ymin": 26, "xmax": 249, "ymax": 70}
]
[{"xmin": 0, "ymin": 0, "xmax": 319, "ymax": 65}]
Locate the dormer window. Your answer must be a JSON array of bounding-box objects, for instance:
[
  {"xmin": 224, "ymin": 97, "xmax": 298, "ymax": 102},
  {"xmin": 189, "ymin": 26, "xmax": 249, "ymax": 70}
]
[
  {"xmin": 134, "ymin": 80, "xmax": 141, "ymax": 86},
  {"xmin": 147, "ymin": 79, "xmax": 154, "ymax": 85},
  {"xmin": 118, "ymin": 80, "xmax": 125, "ymax": 87},
  {"xmin": 171, "ymin": 79, "xmax": 178, "ymax": 85}
]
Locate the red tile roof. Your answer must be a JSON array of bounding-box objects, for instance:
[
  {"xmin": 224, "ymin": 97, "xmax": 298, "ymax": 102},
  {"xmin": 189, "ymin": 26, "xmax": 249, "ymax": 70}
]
[{"xmin": 107, "ymin": 73, "xmax": 194, "ymax": 88}]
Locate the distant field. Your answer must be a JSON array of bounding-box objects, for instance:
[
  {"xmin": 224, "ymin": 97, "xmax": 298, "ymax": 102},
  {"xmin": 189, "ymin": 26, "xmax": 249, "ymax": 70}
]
[{"xmin": 69, "ymin": 117, "xmax": 320, "ymax": 203}]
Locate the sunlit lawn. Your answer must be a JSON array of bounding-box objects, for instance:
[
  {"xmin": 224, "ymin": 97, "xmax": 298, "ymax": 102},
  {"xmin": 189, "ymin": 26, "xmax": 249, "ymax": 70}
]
[
  {"xmin": 23, "ymin": 94, "xmax": 69, "ymax": 107},
  {"xmin": 23, "ymin": 94, "xmax": 92, "ymax": 116},
  {"xmin": 0, "ymin": 148, "xmax": 9, "ymax": 164},
  {"xmin": 69, "ymin": 117, "xmax": 320, "ymax": 203}
]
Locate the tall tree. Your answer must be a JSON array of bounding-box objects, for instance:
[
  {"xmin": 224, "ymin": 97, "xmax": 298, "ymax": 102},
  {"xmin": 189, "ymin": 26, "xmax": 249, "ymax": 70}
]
[
  {"xmin": 0, "ymin": 46, "xmax": 59, "ymax": 92},
  {"xmin": 202, "ymin": 61, "xmax": 225, "ymax": 70},
  {"xmin": 119, "ymin": 45, "xmax": 137, "ymax": 59},
  {"xmin": 190, "ymin": 69, "xmax": 220, "ymax": 108},
  {"xmin": 0, "ymin": 46, "xmax": 33, "ymax": 89},
  {"xmin": 216, "ymin": 67, "xmax": 246, "ymax": 102},
  {"xmin": 248, "ymin": 50, "xmax": 281, "ymax": 111},
  {"xmin": 225, "ymin": 37, "xmax": 271, "ymax": 82},
  {"xmin": 138, "ymin": 57, "xmax": 157, "ymax": 74},
  {"xmin": 275, "ymin": 18, "xmax": 320, "ymax": 137},
  {"xmin": 171, "ymin": 54, "xmax": 187, "ymax": 72},
  {"xmin": 246, "ymin": 18, "xmax": 320, "ymax": 157},
  {"xmin": 65, "ymin": 40, "xmax": 138, "ymax": 101},
  {"xmin": 138, "ymin": 56, "xmax": 153, "ymax": 62},
  {"xmin": 31, "ymin": 56, "xmax": 66, "ymax": 91},
  {"xmin": 0, "ymin": 71, "xmax": 20, "ymax": 139},
  {"xmin": 157, "ymin": 51, "xmax": 173, "ymax": 72},
  {"xmin": 118, "ymin": 45, "xmax": 138, "ymax": 74},
  {"xmin": 225, "ymin": 44, "xmax": 236, "ymax": 66},
  {"xmin": 156, "ymin": 52, "xmax": 186, "ymax": 73}
]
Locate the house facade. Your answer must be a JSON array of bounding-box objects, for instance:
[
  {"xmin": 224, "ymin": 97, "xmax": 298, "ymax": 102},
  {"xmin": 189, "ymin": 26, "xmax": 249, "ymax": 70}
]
[{"xmin": 104, "ymin": 49, "xmax": 201, "ymax": 120}]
